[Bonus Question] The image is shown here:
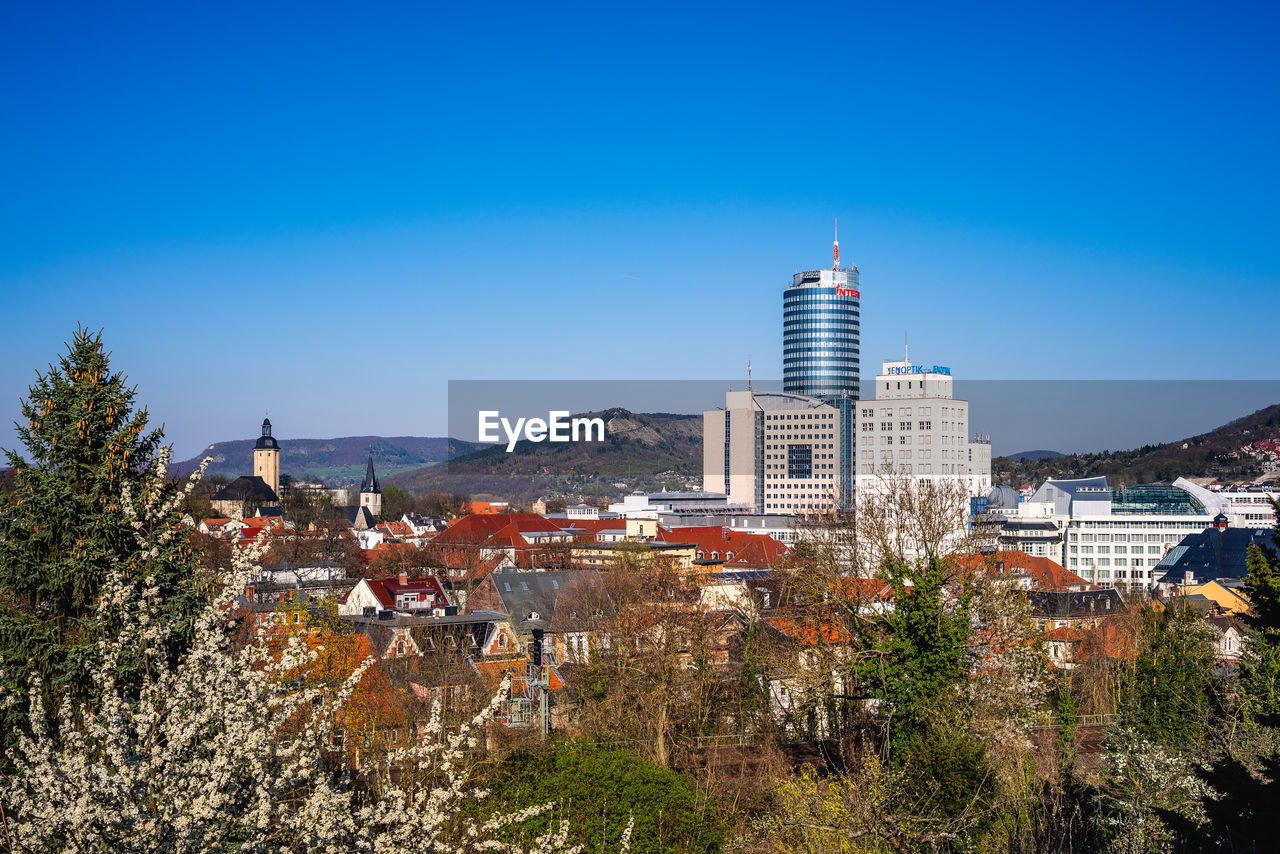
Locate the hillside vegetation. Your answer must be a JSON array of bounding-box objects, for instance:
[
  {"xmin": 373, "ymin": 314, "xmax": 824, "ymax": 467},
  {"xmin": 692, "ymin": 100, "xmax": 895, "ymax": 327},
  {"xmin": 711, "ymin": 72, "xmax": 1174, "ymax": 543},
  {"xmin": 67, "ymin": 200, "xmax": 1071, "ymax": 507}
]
[
  {"xmin": 173, "ymin": 436, "xmax": 483, "ymax": 487},
  {"xmin": 995, "ymin": 404, "xmax": 1280, "ymax": 487},
  {"xmin": 388, "ymin": 409, "xmax": 702, "ymax": 502}
]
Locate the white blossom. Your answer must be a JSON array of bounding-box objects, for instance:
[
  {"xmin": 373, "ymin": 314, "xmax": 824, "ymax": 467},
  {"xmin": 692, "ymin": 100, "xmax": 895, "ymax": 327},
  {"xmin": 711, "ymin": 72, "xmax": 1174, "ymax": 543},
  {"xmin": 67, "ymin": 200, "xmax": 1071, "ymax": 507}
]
[{"xmin": 0, "ymin": 459, "xmax": 584, "ymax": 854}]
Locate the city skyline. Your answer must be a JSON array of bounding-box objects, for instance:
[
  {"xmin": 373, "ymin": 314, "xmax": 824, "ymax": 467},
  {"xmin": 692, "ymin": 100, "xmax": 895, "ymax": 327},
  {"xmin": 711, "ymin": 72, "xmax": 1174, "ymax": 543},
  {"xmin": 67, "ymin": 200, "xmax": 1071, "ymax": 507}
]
[{"xmin": 2, "ymin": 1, "xmax": 1277, "ymax": 459}]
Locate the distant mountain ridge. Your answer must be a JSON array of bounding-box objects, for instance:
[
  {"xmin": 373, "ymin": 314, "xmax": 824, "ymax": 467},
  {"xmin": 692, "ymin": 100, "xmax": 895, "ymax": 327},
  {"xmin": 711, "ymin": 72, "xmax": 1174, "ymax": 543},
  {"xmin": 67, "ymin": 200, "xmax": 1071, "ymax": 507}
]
[
  {"xmin": 173, "ymin": 436, "xmax": 484, "ymax": 487},
  {"xmin": 994, "ymin": 403, "xmax": 1280, "ymax": 486},
  {"xmin": 1004, "ymin": 450, "xmax": 1065, "ymax": 462},
  {"xmin": 388, "ymin": 408, "xmax": 702, "ymax": 502}
]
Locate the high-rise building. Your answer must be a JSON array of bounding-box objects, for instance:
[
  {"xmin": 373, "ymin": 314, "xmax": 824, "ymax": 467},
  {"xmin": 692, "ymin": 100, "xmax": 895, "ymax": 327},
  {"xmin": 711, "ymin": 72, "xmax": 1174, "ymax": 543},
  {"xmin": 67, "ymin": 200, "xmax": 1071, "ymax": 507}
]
[
  {"xmin": 782, "ymin": 226, "xmax": 861, "ymax": 400},
  {"xmin": 779, "ymin": 226, "xmax": 861, "ymax": 507},
  {"xmin": 703, "ymin": 389, "xmax": 845, "ymax": 516},
  {"xmin": 854, "ymin": 356, "xmax": 991, "ymax": 496}
]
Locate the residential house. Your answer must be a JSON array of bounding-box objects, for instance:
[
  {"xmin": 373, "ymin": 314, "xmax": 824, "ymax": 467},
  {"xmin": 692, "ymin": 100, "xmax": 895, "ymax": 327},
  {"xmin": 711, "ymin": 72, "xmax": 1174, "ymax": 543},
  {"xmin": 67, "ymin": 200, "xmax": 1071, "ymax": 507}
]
[
  {"xmin": 337, "ymin": 572, "xmax": 452, "ymax": 617},
  {"xmin": 656, "ymin": 525, "xmax": 791, "ymax": 571},
  {"xmin": 428, "ymin": 513, "xmax": 576, "ymax": 587},
  {"xmin": 464, "ymin": 568, "xmax": 608, "ymax": 665},
  {"xmin": 1207, "ymin": 615, "xmax": 1248, "ymax": 663},
  {"xmin": 1172, "ymin": 579, "xmax": 1252, "ymax": 616},
  {"xmin": 569, "ymin": 539, "xmax": 698, "ymax": 572},
  {"xmin": 1028, "ymin": 588, "xmax": 1127, "ymax": 669}
]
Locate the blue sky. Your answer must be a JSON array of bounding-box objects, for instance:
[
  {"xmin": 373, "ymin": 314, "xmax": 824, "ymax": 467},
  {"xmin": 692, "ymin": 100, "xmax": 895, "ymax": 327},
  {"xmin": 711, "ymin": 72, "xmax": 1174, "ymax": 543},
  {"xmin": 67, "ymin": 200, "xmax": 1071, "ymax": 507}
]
[{"xmin": 2, "ymin": 0, "xmax": 1277, "ymax": 460}]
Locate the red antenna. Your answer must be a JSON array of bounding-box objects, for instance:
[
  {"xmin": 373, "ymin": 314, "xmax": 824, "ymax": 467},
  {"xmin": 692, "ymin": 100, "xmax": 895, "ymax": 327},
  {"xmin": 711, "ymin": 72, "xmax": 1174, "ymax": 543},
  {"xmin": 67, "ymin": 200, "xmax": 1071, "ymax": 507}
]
[{"xmin": 833, "ymin": 217, "xmax": 840, "ymax": 269}]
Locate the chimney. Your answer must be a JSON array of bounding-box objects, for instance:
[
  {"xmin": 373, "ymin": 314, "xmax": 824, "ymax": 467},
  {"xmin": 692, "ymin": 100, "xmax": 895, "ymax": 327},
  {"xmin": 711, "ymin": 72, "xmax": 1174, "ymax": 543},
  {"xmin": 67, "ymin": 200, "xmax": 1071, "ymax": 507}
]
[{"xmin": 398, "ymin": 571, "xmax": 409, "ymax": 586}]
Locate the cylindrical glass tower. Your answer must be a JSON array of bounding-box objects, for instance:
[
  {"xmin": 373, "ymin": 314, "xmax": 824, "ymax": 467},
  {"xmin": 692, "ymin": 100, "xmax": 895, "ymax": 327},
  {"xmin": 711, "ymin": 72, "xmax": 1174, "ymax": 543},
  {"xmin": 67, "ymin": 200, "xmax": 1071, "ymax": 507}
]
[{"xmin": 782, "ymin": 267, "xmax": 861, "ymax": 400}]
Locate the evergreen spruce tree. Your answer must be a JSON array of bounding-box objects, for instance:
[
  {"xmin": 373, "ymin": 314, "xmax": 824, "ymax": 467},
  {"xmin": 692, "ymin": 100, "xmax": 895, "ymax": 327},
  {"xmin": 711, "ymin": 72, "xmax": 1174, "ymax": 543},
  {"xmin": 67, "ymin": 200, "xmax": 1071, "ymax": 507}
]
[
  {"xmin": 867, "ymin": 555, "xmax": 971, "ymax": 756},
  {"xmin": 1242, "ymin": 498, "xmax": 1280, "ymax": 721},
  {"xmin": 0, "ymin": 327, "xmax": 204, "ymax": 756}
]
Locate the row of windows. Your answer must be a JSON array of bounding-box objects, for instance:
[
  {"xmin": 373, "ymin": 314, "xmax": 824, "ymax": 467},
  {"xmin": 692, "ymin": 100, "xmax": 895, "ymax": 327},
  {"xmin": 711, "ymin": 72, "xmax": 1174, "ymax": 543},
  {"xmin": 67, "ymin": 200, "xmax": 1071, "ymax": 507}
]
[
  {"xmin": 783, "ymin": 301, "xmax": 861, "ymax": 313},
  {"xmin": 1073, "ymin": 544, "xmax": 1165, "ymax": 554},
  {"xmin": 783, "ymin": 355, "xmax": 860, "ymax": 364},
  {"xmin": 767, "ymin": 473, "xmax": 836, "ymax": 480},
  {"xmin": 783, "ymin": 296, "xmax": 861, "ymax": 308},
  {"xmin": 783, "ymin": 314, "xmax": 860, "ymax": 325},
  {"xmin": 1069, "ymin": 526, "xmax": 1206, "ymax": 542},
  {"xmin": 783, "ymin": 328, "xmax": 860, "ymax": 340},
  {"xmin": 1071, "ymin": 558, "xmax": 1161, "ymax": 569},
  {"xmin": 783, "ymin": 345, "xmax": 860, "ymax": 355},
  {"xmin": 858, "ymin": 463, "xmax": 969, "ymax": 475},
  {"xmin": 1071, "ymin": 520, "xmax": 1207, "ymax": 529},
  {"xmin": 767, "ymin": 452, "xmax": 835, "ymax": 459},
  {"xmin": 860, "ymin": 407, "xmax": 937, "ymax": 417},
  {"xmin": 1078, "ymin": 568, "xmax": 1153, "ymax": 580}
]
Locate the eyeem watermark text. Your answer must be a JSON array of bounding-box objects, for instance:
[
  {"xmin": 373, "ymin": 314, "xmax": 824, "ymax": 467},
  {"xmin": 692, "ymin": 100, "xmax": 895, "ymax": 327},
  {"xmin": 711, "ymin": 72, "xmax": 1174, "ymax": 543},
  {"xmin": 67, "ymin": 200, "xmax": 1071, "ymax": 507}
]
[{"xmin": 478, "ymin": 410, "xmax": 606, "ymax": 452}]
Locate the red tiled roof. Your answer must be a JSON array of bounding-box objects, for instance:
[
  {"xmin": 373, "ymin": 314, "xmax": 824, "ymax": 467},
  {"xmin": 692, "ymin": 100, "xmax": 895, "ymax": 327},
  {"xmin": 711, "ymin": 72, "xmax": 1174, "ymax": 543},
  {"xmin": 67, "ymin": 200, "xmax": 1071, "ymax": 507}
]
[
  {"xmin": 339, "ymin": 576, "xmax": 449, "ymax": 610},
  {"xmin": 832, "ymin": 577, "xmax": 894, "ymax": 601},
  {"xmin": 376, "ymin": 521, "xmax": 414, "ymax": 537},
  {"xmin": 951, "ymin": 550, "xmax": 1092, "ymax": 592},
  {"xmin": 657, "ymin": 526, "xmax": 790, "ymax": 568},
  {"xmin": 767, "ymin": 615, "xmax": 854, "ymax": 645},
  {"xmin": 434, "ymin": 513, "xmax": 563, "ymax": 544}
]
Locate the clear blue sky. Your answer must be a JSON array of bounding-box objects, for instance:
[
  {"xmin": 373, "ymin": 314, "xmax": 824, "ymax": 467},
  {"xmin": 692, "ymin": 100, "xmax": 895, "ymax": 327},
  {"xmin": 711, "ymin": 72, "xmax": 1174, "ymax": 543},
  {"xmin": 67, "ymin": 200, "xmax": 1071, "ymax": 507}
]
[{"xmin": 2, "ymin": 0, "xmax": 1277, "ymax": 460}]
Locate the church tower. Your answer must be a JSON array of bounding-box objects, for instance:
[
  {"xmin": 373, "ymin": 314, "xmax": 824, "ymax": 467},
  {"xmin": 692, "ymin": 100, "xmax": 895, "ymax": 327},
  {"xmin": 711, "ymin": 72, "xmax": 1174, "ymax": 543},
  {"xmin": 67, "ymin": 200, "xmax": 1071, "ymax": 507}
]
[
  {"xmin": 253, "ymin": 418, "xmax": 280, "ymax": 499},
  {"xmin": 359, "ymin": 454, "xmax": 382, "ymax": 518}
]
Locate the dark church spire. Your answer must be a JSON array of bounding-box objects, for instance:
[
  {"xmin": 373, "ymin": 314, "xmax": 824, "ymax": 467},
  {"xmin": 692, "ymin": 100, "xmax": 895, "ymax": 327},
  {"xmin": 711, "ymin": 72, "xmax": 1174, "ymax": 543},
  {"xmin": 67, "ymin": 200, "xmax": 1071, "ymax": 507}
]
[
  {"xmin": 254, "ymin": 417, "xmax": 278, "ymax": 450},
  {"xmin": 360, "ymin": 454, "xmax": 380, "ymax": 494}
]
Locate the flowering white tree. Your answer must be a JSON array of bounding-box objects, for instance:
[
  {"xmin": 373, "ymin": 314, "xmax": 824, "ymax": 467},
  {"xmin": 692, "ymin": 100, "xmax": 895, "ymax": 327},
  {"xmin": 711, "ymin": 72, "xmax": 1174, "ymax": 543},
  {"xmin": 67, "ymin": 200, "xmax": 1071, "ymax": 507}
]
[
  {"xmin": 1099, "ymin": 726, "xmax": 1213, "ymax": 852},
  {"xmin": 0, "ymin": 455, "xmax": 582, "ymax": 854}
]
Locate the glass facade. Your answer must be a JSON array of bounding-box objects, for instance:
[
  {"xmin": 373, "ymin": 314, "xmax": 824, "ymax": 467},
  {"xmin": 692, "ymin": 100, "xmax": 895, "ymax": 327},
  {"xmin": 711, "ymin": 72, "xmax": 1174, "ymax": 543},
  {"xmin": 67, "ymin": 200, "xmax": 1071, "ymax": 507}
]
[
  {"xmin": 1110, "ymin": 484, "xmax": 1206, "ymax": 515},
  {"xmin": 780, "ymin": 268, "xmax": 860, "ymax": 509},
  {"xmin": 782, "ymin": 269, "xmax": 861, "ymax": 400}
]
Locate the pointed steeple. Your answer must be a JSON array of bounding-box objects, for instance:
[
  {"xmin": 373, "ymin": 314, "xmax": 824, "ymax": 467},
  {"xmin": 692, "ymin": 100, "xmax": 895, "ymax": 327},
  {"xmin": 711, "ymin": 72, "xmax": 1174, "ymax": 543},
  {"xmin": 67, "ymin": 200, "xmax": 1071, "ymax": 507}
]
[{"xmin": 360, "ymin": 454, "xmax": 380, "ymax": 494}]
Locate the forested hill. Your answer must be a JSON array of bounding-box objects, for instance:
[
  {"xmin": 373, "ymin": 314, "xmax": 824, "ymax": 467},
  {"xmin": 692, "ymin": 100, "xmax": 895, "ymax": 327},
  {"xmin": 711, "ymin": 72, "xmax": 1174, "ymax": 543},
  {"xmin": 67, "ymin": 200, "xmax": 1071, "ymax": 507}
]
[
  {"xmin": 172, "ymin": 436, "xmax": 484, "ymax": 487},
  {"xmin": 994, "ymin": 403, "xmax": 1280, "ymax": 487},
  {"xmin": 388, "ymin": 409, "xmax": 703, "ymax": 502}
]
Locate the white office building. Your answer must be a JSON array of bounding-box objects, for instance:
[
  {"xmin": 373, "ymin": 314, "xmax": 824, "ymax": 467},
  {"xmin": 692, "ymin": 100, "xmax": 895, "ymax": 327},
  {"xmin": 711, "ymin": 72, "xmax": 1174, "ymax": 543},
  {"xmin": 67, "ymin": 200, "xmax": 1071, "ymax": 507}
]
[
  {"xmin": 703, "ymin": 389, "xmax": 845, "ymax": 516},
  {"xmin": 1002, "ymin": 476, "xmax": 1227, "ymax": 591},
  {"xmin": 853, "ymin": 358, "xmax": 991, "ymax": 496},
  {"xmin": 608, "ymin": 491, "xmax": 745, "ymax": 519},
  {"xmin": 1216, "ymin": 488, "xmax": 1279, "ymax": 527}
]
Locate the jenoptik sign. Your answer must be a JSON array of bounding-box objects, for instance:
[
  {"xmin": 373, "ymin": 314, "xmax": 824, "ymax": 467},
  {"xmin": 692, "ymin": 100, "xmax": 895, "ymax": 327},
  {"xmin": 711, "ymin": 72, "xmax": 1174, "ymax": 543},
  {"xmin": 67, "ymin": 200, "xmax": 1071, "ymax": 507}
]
[{"xmin": 885, "ymin": 365, "xmax": 951, "ymax": 376}]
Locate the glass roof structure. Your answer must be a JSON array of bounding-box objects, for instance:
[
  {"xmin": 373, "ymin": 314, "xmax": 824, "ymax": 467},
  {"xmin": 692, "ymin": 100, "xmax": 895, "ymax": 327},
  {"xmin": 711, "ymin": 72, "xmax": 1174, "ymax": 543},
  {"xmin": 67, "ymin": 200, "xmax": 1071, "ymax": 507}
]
[{"xmin": 1110, "ymin": 483, "xmax": 1206, "ymax": 515}]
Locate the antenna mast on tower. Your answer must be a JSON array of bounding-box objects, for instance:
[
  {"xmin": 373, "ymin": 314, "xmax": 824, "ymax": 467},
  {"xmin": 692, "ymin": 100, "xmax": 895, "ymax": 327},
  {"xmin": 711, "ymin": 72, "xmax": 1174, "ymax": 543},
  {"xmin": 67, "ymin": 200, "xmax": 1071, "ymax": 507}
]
[{"xmin": 833, "ymin": 218, "xmax": 840, "ymax": 270}]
